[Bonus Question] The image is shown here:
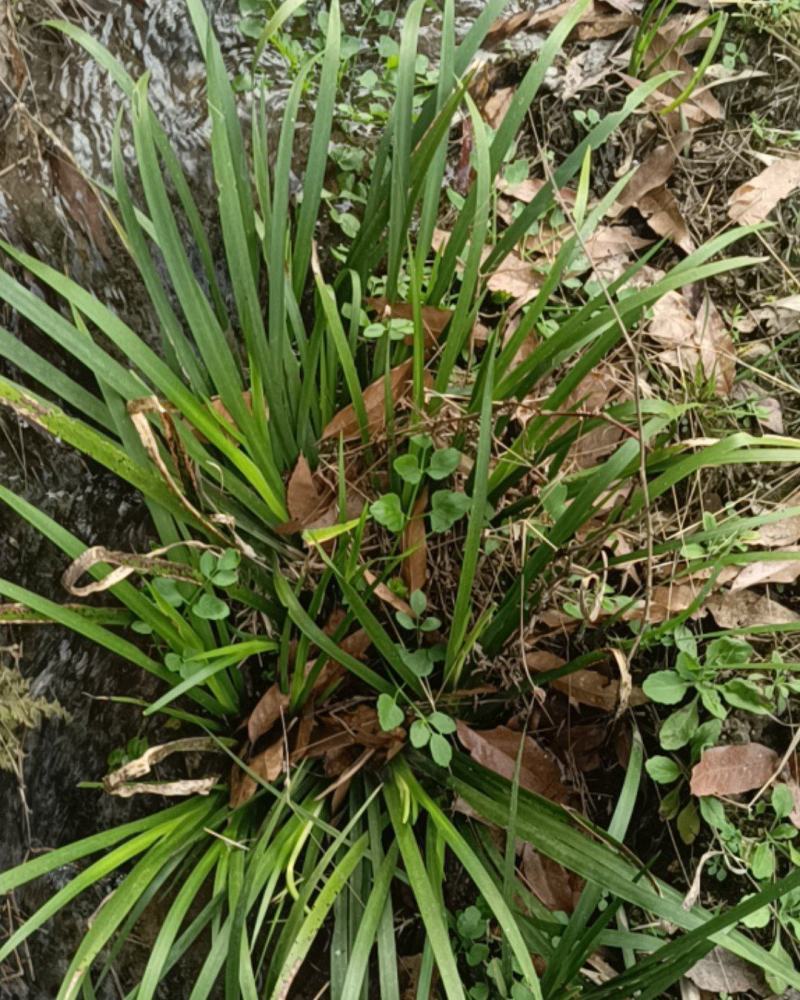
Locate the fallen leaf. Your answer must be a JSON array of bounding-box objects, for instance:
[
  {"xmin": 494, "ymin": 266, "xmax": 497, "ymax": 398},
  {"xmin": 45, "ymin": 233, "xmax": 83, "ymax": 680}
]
[
  {"xmin": 247, "ymin": 683, "xmax": 290, "ymax": 744},
  {"xmin": 483, "ymin": 85, "xmax": 515, "ymax": 129},
  {"xmin": 103, "ymin": 737, "xmax": 220, "ymax": 794},
  {"xmin": 366, "ymin": 297, "xmax": 453, "ymax": 347},
  {"xmin": 730, "ymin": 549, "xmax": 800, "ymax": 591},
  {"xmin": 456, "ymin": 722, "xmax": 569, "ymax": 802},
  {"xmin": 402, "ymin": 488, "xmax": 428, "ymax": 593},
  {"xmin": 690, "ymin": 743, "xmax": 779, "ymax": 797},
  {"xmin": 287, "ymin": 455, "xmax": 330, "ymax": 527},
  {"xmin": 686, "ymin": 947, "xmax": 766, "ymax": 994},
  {"xmin": 755, "ymin": 507, "xmax": 800, "ymax": 548},
  {"xmin": 525, "ymin": 651, "xmax": 647, "ymax": 711},
  {"xmin": 613, "ymin": 135, "xmax": 691, "ymax": 214},
  {"xmin": 706, "ymin": 590, "xmax": 798, "ymax": 629},
  {"xmin": 50, "ymin": 154, "xmax": 111, "ymax": 256},
  {"xmin": 648, "ymin": 292, "xmax": 735, "ymax": 394},
  {"xmin": 637, "ymin": 185, "xmax": 694, "ymax": 252},
  {"xmin": 230, "ymin": 739, "xmax": 284, "ymax": 808},
  {"xmin": 728, "ymin": 158, "xmax": 800, "ymax": 224},
  {"xmin": 487, "ymin": 251, "xmax": 541, "ymax": 307},
  {"xmin": 521, "ymin": 844, "xmax": 584, "ymax": 913},
  {"xmin": 322, "ymin": 359, "xmax": 414, "ymax": 441},
  {"xmin": 107, "ymin": 776, "xmax": 219, "ymax": 798},
  {"xmin": 564, "ymin": 363, "xmax": 628, "ymax": 469},
  {"xmin": 497, "ymin": 177, "xmax": 577, "ymax": 206},
  {"xmin": 641, "ymin": 33, "xmax": 723, "ymax": 121}
]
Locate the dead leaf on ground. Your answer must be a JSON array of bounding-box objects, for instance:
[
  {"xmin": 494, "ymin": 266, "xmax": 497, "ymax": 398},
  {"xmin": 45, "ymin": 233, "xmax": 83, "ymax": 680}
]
[
  {"xmin": 613, "ymin": 135, "xmax": 691, "ymax": 214},
  {"xmin": 103, "ymin": 737, "xmax": 220, "ymax": 796},
  {"xmin": 526, "ymin": 650, "xmax": 647, "ymax": 711},
  {"xmin": 727, "ymin": 157, "xmax": 800, "ymax": 224},
  {"xmin": 497, "ymin": 177, "xmax": 577, "ymax": 207},
  {"xmin": 690, "ymin": 743, "xmax": 779, "ymax": 797},
  {"xmin": 247, "ymin": 683, "xmax": 290, "ymax": 744},
  {"xmin": 366, "ymin": 297, "xmax": 452, "ymax": 347},
  {"xmin": 730, "ymin": 548, "xmax": 800, "ymax": 591},
  {"xmin": 563, "ymin": 363, "xmax": 629, "ymax": 469},
  {"xmin": 230, "ymin": 739, "xmax": 284, "ymax": 808},
  {"xmin": 686, "ymin": 947, "xmax": 765, "ymax": 995},
  {"xmin": 641, "ymin": 33, "xmax": 723, "ymax": 121},
  {"xmin": 286, "ymin": 455, "xmax": 334, "ymax": 528},
  {"xmin": 50, "ymin": 154, "xmax": 111, "ymax": 256},
  {"xmin": 402, "ymin": 488, "xmax": 428, "ymax": 594},
  {"xmin": 322, "ymin": 359, "xmax": 414, "ymax": 441},
  {"xmin": 483, "ymin": 85, "xmax": 515, "ymax": 129},
  {"xmin": 521, "ymin": 844, "xmax": 584, "ymax": 913},
  {"xmin": 637, "ymin": 185, "xmax": 694, "ymax": 252},
  {"xmin": 706, "ymin": 590, "xmax": 798, "ymax": 629},
  {"xmin": 456, "ymin": 722, "xmax": 569, "ymax": 802},
  {"xmin": 486, "ymin": 250, "xmax": 542, "ymax": 308},
  {"xmin": 648, "ymin": 292, "xmax": 735, "ymax": 394},
  {"xmin": 754, "ymin": 506, "xmax": 800, "ymax": 548}
]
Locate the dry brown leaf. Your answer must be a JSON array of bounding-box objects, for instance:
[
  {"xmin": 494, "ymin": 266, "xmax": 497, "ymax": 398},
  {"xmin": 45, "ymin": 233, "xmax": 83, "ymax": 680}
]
[
  {"xmin": 613, "ymin": 135, "xmax": 691, "ymax": 214},
  {"xmin": 727, "ymin": 157, "xmax": 800, "ymax": 224},
  {"xmin": 686, "ymin": 947, "xmax": 765, "ymax": 995},
  {"xmin": 456, "ymin": 722, "xmax": 569, "ymax": 802},
  {"xmin": 706, "ymin": 590, "xmax": 799, "ymax": 629},
  {"xmin": 366, "ymin": 297, "xmax": 452, "ymax": 346},
  {"xmin": 690, "ymin": 743, "xmax": 779, "ymax": 797},
  {"xmin": 497, "ymin": 177, "xmax": 577, "ymax": 206},
  {"xmin": 286, "ymin": 455, "xmax": 330, "ymax": 527},
  {"xmin": 525, "ymin": 651, "xmax": 647, "ymax": 711},
  {"xmin": 50, "ymin": 154, "xmax": 111, "ymax": 256},
  {"xmin": 321, "ymin": 359, "xmax": 414, "ymax": 441},
  {"xmin": 229, "ymin": 739, "xmax": 284, "ymax": 808},
  {"xmin": 247, "ymin": 683, "xmax": 290, "ymax": 744},
  {"xmin": 483, "ymin": 85, "xmax": 515, "ymax": 129},
  {"xmin": 402, "ymin": 488, "xmax": 428, "ymax": 594},
  {"xmin": 521, "ymin": 844, "xmax": 584, "ymax": 913},
  {"xmin": 637, "ymin": 185, "xmax": 694, "ymax": 252},
  {"xmin": 730, "ymin": 549, "xmax": 800, "ymax": 591},
  {"xmin": 648, "ymin": 292, "xmax": 735, "ymax": 394},
  {"xmin": 755, "ymin": 509, "xmax": 800, "ymax": 548},
  {"xmin": 643, "ymin": 34, "xmax": 722, "ymax": 121},
  {"xmin": 487, "ymin": 251, "xmax": 541, "ymax": 306},
  {"xmin": 564, "ymin": 363, "xmax": 628, "ymax": 469}
]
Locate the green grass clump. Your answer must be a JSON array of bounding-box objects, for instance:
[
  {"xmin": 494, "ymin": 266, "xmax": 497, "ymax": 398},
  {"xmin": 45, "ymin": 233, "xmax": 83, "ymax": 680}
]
[{"xmin": 1, "ymin": 0, "xmax": 800, "ymax": 996}]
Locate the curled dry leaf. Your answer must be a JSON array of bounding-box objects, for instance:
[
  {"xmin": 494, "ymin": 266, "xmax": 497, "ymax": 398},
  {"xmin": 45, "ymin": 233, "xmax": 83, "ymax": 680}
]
[
  {"xmin": 321, "ymin": 358, "xmax": 413, "ymax": 441},
  {"xmin": 525, "ymin": 651, "xmax": 647, "ymax": 711},
  {"xmin": 402, "ymin": 488, "xmax": 428, "ymax": 593},
  {"xmin": 727, "ymin": 157, "xmax": 800, "ymax": 225},
  {"xmin": 247, "ymin": 683, "xmax": 290, "ymax": 744},
  {"xmin": 690, "ymin": 743, "xmax": 779, "ymax": 798},
  {"xmin": 286, "ymin": 454, "xmax": 335, "ymax": 530},
  {"xmin": 456, "ymin": 721, "xmax": 569, "ymax": 803},
  {"xmin": 730, "ymin": 548, "xmax": 800, "ymax": 591},
  {"xmin": 103, "ymin": 737, "xmax": 220, "ymax": 795},
  {"xmin": 521, "ymin": 843, "xmax": 584, "ymax": 913},
  {"xmin": 108, "ymin": 777, "xmax": 219, "ymax": 799},
  {"xmin": 706, "ymin": 590, "xmax": 798, "ymax": 629}
]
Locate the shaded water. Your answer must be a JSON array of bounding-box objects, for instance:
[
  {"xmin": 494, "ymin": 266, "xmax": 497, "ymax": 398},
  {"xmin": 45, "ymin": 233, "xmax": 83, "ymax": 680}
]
[{"xmin": 0, "ymin": 0, "xmax": 493, "ymax": 994}]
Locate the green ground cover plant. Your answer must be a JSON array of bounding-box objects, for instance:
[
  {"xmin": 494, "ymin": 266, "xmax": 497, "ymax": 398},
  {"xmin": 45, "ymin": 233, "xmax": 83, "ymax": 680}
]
[{"xmin": 2, "ymin": 0, "xmax": 800, "ymax": 996}]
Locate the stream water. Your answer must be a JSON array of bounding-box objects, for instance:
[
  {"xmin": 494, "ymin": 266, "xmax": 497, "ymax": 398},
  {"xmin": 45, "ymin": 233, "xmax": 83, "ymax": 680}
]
[{"xmin": 0, "ymin": 0, "xmax": 492, "ymax": 994}]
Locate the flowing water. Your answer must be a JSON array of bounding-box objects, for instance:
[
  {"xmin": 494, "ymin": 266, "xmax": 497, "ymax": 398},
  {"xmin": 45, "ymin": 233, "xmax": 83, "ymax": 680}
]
[{"xmin": 0, "ymin": 0, "xmax": 496, "ymax": 994}]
